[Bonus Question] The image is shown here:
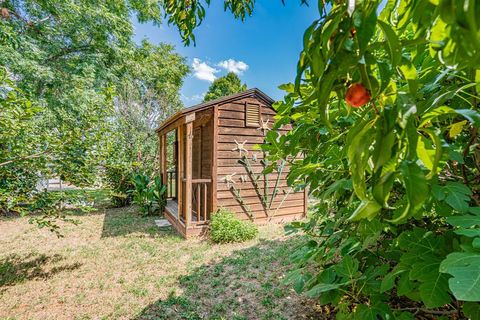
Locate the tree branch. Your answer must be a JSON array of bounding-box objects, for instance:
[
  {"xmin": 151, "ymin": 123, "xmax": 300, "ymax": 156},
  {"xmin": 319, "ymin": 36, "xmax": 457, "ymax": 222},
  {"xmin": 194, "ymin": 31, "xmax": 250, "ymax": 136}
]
[
  {"xmin": 3, "ymin": 7, "xmax": 51, "ymax": 27},
  {"xmin": 0, "ymin": 150, "xmax": 49, "ymax": 167},
  {"xmin": 393, "ymin": 307, "xmax": 458, "ymax": 316},
  {"xmin": 44, "ymin": 44, "xmax": 93, "ymax": 62}
]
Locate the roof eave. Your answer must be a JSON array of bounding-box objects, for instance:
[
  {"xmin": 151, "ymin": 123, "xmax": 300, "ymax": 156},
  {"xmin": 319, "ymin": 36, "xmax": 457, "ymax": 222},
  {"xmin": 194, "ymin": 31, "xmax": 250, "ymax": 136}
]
[{"xmin": 155, "ymin": 88, "xmax": 275, "ymax": 133}]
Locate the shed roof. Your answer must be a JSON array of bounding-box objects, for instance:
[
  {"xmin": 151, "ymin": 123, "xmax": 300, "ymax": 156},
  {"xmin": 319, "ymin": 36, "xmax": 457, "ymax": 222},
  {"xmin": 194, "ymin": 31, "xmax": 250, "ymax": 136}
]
[{"xmin": 155, "ymin": 88, "xmax": 275, "ymax": 132}]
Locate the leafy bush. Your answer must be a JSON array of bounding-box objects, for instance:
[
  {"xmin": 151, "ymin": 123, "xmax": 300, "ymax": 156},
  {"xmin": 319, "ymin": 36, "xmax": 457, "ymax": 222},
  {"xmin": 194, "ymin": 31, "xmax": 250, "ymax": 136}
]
[
  {"xmin": 261, "ymin": 0, "xmax": 480, "ymax": 317},
  {"xmin": 131, "ymin": 174, "xmax": 167, "ymax": 216},
  {"xmin": 104, "ymin": 163, "xmax": 135, "ymax": 207},
  {"xmin": 209, "ymin": 208, "xmax": 258, "ymax": 243}
]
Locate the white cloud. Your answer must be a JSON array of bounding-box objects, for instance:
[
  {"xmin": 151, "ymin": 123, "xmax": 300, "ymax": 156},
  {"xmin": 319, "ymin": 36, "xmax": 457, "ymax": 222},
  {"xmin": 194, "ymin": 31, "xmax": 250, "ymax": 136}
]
[
  {"xmin": 192, "ymin": 58, "xmax": 219, "ymax": 82},
  {"xmin": 217, "ymin": 59, "xmax": 249, "ymax": 74}
]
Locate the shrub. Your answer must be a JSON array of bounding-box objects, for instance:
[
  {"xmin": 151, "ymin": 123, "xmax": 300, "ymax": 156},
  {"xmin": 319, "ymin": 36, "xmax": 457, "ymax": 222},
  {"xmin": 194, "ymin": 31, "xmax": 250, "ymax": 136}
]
[
  {"xmin": 209, "ymin": 208, "xmax": 258, "ymax": 243},
  {"xmin": 104, "ymin": 163, "xmax": 135, "ymax": 207},
  {"xmin": 131, "ymin": 174, "xmax": 167, "ymax": 216},
  {"xmin": 263, "ymin": 1, "xmax": 480, "ymax": 317}
]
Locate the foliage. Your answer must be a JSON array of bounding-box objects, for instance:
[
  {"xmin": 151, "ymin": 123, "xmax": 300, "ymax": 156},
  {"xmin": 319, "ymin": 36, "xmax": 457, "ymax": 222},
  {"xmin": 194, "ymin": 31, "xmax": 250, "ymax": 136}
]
[
  {"xmin": 162, "ymin": 0, "xmax": 255, "ymax": 45},
  {"xmin": 203, "ymin": 72, "xmax": 247, "ymax": 102},
  {"xmin": 104, "ymin": 41, "xmax": 188, "ymax": 207},
  {"xmin": 228, "ymin": 150, "xmax": 290, "ymax": 220},
  {"xmin": 159, "ymin": 0, "xmax": 480, "ymax": 315},
  {"xmin": 0, "ymin": 67, "xmax": 45, "ymax": 214},
  {"xmin": 209, "ymin": 208, "xmax": 258, "ymax": 243},
  {"xmin": 0, "ymin": 67, "xmax": 74, "ymax": 233},
  {"xmin": 109, "ymin": 40, "xmax": 189, "ymax": 178},
  {"xmin": 104, "ymin": 163, "xmax": 136, "ymax": 207},
  {"xmin": 131, "ymin": 174, "xmax": 167, "ymax": 216},
  {"xmin": 259, "ymin": 0, "xmax": 480, "ymax": 317},
  {"xmin": 0, "ymin": 1, "xmax": 188, "ymax": 218}
]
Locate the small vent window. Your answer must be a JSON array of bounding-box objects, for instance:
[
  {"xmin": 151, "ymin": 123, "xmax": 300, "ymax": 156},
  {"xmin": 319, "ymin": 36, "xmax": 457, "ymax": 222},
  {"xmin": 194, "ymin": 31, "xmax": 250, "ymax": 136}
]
[{"xmin": 245, "ymin": 103, "xmax": 260, "ymax": 127}]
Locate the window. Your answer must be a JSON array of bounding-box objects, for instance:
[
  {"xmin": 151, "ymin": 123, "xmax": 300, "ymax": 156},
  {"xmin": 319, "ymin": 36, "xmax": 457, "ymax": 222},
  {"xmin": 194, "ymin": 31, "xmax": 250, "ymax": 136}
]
[{"xmin": 245, "ymin": 103, "xmax": 260, "ymax": 127}]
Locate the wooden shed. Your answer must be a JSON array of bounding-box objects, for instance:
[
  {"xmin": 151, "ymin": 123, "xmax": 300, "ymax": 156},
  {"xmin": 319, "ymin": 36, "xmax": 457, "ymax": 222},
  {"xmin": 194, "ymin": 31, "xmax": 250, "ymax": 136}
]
[{"xmin": 156, "ymin": 88, "xmax": 307, "ymax": 238}]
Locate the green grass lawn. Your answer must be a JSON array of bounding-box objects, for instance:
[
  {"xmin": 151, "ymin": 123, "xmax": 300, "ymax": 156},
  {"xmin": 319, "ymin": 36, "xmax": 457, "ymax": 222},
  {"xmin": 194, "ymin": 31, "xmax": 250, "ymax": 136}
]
[{"xmin": 0, "ymin": 190, "xmax": 321, "ymax": 320}]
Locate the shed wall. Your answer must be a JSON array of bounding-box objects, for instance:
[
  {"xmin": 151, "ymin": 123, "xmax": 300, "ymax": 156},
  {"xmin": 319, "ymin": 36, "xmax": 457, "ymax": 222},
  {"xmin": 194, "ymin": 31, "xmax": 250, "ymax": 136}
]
[{"xmin": 215, "ymin": 97, "xmax": 306, "ymax": 221}]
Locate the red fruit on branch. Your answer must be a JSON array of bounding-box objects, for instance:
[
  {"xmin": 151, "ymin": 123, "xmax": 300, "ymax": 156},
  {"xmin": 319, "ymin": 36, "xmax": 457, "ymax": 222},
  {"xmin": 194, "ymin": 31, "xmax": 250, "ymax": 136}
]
[
  {"xmin": 350, "ymin": 28, "xmax": 356, "ymax": 38},
  {"xmin": 345, "ymin": 83, "xmax": 371, "ymax": 108}
]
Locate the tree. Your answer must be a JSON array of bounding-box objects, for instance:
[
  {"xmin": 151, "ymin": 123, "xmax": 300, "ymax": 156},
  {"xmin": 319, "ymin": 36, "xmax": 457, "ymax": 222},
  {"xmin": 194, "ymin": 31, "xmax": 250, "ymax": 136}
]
[
  {"xmin": 263, "ymin": 1, "xmax": 480, "ymax": 317},
  {"xmin": 162, "ymin": 0, "xmax": 480, "ymax": 316},
  {"xmin": 0, "ymin": 0, "xmax": 254, "ymax": 222},
  {"xmin": 0, "ymin": 1, "xmax": 189, "ymax": 215},
  {"xmin": 203, "ymin": 72, "xmax": 247, "ymax": 102},
  {"xmin": 105, "ymin": 41, "xmax": 189, "ymax": 206},
  {"xmin": 0, "ymin": 0, "xmax": 165, "ymax": 185}
]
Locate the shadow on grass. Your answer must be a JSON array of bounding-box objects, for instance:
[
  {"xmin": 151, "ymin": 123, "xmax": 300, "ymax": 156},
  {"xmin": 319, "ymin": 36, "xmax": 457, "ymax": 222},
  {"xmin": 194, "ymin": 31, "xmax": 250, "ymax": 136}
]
[
  {"xmin": 101, "ymin": 206, "xmax": 180, "ymax": 239},
  {"xmin": 0, "ymin": 253, "xmax": 82, "ymax": 292},
  {"xmin": 133, "ymin": 237, "xmax": 323, "ymax": 320}
]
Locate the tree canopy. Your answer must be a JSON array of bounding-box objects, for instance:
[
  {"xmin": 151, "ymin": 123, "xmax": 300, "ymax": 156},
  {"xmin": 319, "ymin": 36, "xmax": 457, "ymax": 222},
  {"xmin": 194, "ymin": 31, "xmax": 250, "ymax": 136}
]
[
  {"xmin": 203, "ymin": 72, "xmax": 247, "ymax": 102},
  {"xmin": 0, "ymin": 1, "xmax": 189, "ymax": 221}
]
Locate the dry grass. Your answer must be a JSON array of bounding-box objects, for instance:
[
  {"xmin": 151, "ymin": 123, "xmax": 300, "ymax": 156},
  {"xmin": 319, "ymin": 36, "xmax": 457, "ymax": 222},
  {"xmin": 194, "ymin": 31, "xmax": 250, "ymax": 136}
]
[{"xmin": 0, "ymin": 195, "xmax": 320, "ymax": 320}]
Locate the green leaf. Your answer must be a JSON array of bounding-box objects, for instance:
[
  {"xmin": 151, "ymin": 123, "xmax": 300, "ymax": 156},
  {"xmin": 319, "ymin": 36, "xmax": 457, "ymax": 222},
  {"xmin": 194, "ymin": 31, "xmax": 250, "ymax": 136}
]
[
  {"xmin": 381, "ymin": 266, "xmax": 406, "ymax": 293},
  {"xmin": 463, "ymin": 302, "xmax": 480, "ymax": 320},
  {"xmin": 372, "ymin": 118, "xmax": 395, "ymax": 172},
  {"xmin": 372, "ymin": 170, "xmax": 395, "ymax": 207},
  {"xmin": 429, "ymin": 17, "xmax": 448, "ymax": 53},
  {"xmin": 476, "ymin": 70, "xmax": 480, "ymax": 95},
  {"xmin": 449, "ymin": 120, "xmax": 468, "ymax": 138},
  {"xmin": 335, "ymin": 256, "xmax": 359, "ymax": 279},
  {"xmin": 398, "ymin": 228, "xmax": 442, "ymax": 254},
  {"xmin": 432, "ymin": 184, "xmax": 446, "ymax": 200},
  {"xmin": 455, "ymin": 109, "xmax": 480, "ymax": 128},
  {"xmin": 278, "ymin": 83, "xmax": 295, "ymax": 93},
  {"xmin": 420, "ymin": 106, "xmax": 457, "ymax": 127},
  {"xmin": 349, "ymin": 199, "xmax": 382, "ymax": 221},
  {"xmin": 399, "ymin": 60, "xmax": 418, "ymax": 94},
  {"xmin": 353, "ymin": 5, "xmax": 378, "ymax": 55},
  {"xmin": 347, "ymin": 118, "xmax": 376, "ymax": 200},
  {"xmin": 388, "ymin": 162, "xmax": 428, "ymax": 223},
  {"xmin": 358, "ymin": 218, "xmax": 383, "ymax": 241},
  {"xmin": 284, "ymin": 269, "xmax": 309, "ymax": 293},
  {"xmin": 409, "ymin": 260, "xmax": 441, "ymax": 281},
  {"xmin": 305, "ymin": 282, "xmax": 345, "ymax": 297},
  {"xmin": 473, "ymin": 238, "xmax": 480, "ymax": 249},
  {"xmin": 421, "ymin": 106, "xmax": 480, "ymax": 128},
  {"xmin": 377, "ymin": 20, "xmax": 401, "ymax": 67},
  {"xmin": 455, "ymin": 228, "xmax": 480, "ymax": 237},
  {"xmin": 444, "ymin": 182, "xmax": 472, "ymax": 213},
  {"xmin": 354, "ymin": 302, "xmax": 392, "ymax": 320},
  {"xmin": 397, "ymin": 272, "xmax": 415, "ymax": 297},
  {"xmin": 418, "ymin": 271, "xmax": 452, "ymax": 308},
  {"xmin": 423, "ymin": 129, "xmax": 443, "ymax": 179},
  {"xmin": 416, "ymin": 135, "xmax": 436, "ymax": 171},
  {"xmin": 446, "ymin": 215, "xmax": 480, "ymax": 228},
  {"xmin": 440, "ymin": 252, "xmax": 480, "ymax": 301}
]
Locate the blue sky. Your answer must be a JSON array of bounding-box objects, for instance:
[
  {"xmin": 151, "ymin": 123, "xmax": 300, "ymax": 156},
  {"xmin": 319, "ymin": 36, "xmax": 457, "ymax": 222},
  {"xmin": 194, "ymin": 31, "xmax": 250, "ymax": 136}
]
[{"xmin": 133, "ymin": 1, "xmax": 318, "ymax": 106}]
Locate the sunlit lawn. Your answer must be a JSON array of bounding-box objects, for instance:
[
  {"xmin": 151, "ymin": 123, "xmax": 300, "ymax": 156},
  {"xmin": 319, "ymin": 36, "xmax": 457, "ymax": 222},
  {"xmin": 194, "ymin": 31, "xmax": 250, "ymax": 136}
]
[{"xmin": 0, "ymin": 191, "xmax": 321, "ymax": 320}]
